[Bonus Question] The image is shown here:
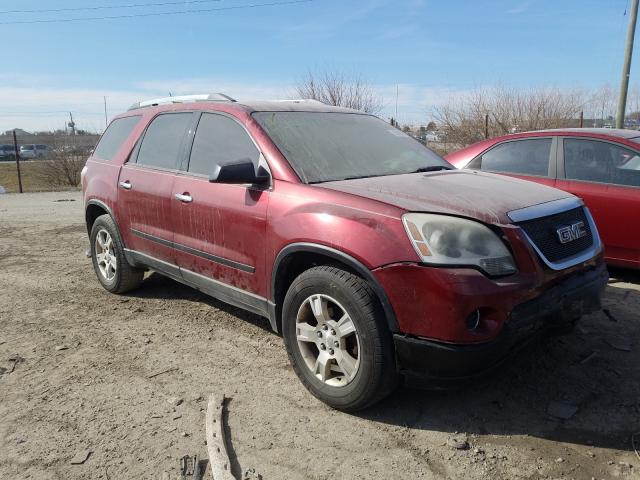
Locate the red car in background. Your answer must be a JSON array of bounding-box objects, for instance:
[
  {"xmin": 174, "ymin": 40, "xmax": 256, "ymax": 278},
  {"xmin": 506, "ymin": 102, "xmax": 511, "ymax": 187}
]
[{"xmin": 447, "ymin": 129, "xmax": 640, "ymax": 269}]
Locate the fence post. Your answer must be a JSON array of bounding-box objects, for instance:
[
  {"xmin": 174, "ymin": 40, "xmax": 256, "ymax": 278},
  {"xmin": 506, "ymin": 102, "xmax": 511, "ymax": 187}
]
[
  {"xmin": 579, "ymin": 111, "xmax": 584, "ymax": 128},
  {"xmin": 484, "ymin": 113, "xmax": 489, "ymax": 139},
  {"xmin": 12, "ymin": 129, "xmax": 23, "ymax": 194}
]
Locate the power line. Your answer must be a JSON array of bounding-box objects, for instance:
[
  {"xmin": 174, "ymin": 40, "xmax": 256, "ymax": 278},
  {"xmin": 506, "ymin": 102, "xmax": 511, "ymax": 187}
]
[
  {"xmin": 0, "ymin": 0, "xmax": 220, "ymax": 15},
  {"xmin": 0, "ymin": 0, "xmax": 313, "ymax": 25}
]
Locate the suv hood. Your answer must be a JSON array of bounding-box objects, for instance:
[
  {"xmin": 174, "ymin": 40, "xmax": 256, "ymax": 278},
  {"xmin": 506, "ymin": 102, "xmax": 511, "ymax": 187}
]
[{"xmin": 320, "ymin": 170, "xmax": 573, "ymax": 224}]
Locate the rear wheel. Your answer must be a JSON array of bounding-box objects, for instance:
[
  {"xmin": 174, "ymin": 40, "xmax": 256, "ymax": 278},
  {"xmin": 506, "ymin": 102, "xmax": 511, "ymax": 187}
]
[
  {"xmin": 90, "ymin": 214, "xmax": 144, "ymax": 293},
  {"xmin": 282, "ymin": 266, "xmax": 398, "ymax": 411}
]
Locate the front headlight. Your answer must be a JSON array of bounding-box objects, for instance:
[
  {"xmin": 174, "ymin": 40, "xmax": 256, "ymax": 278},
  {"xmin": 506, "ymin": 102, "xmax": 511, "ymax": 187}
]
[{"xmin": 402, "ymin": 213, "xmax": 517, "ymax": 276}]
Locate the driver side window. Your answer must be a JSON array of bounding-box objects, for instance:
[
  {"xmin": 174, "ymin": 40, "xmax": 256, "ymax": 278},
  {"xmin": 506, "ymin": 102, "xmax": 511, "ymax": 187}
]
[{"xmin": 187, "ymin": 113, "xmax": 260, "ymax": 176}]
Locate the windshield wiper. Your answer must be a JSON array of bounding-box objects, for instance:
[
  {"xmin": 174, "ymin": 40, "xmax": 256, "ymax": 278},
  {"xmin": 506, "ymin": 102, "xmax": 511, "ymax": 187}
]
[
  {"xmin": 411, "ymin": 165, "xmax": 453, "ymax": 173},
  {"xmin": 342, "ymin": 174, "xmax": 383, "ymax": 181},
  {"xmin": 328, "ymin": 167, "xmax": 453, "ymax": 182}
]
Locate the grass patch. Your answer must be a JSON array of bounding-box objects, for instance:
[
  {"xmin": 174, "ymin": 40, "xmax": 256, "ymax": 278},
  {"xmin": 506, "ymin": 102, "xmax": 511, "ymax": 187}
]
[{"xmin": 0, "ymin": 161, "xmax": 77, "ymax": 193}]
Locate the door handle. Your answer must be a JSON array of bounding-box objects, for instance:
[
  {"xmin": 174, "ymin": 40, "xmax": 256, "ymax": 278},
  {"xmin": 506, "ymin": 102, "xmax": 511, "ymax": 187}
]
[
  {"xmin": 119, "ymin": 181, "xmax": 132, "ymax": 190},
  {"xmin": 174, "ymin": 193, "xmax": 193, "ymax": 203}
]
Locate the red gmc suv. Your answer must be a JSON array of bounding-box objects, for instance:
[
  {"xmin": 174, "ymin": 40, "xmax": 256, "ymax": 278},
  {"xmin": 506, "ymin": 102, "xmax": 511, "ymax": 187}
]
[{"xmin": 82, "ymin": 94, "xmax": 607, "ymax": 411}]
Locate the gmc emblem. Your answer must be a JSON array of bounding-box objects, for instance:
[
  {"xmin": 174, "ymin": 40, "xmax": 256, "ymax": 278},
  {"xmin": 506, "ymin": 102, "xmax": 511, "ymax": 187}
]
[{"xmin": 556, "ymin": 221, "xmax": 587, "ymax": 244}]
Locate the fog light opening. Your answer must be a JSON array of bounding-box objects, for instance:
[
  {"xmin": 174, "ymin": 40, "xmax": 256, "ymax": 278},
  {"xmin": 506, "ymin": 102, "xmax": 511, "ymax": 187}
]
[{"xmin": 465, "ymin": 309, "xmax": 481, "ymax": 332}]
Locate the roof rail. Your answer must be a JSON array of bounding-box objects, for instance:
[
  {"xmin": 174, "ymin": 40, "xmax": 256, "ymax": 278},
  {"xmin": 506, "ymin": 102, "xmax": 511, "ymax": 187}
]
[
  {"xmin": 271, "ymin": 99, "xmax": 326, "ymax": 105},
  {"xmin": 128, "ymin": 93, "xmax": 236, "ymax": 110}
]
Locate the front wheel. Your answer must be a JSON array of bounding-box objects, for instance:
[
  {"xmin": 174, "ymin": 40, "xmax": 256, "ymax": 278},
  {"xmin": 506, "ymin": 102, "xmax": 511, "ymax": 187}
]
[
  {"xmin": 282, "ymin": 266, "xmax": 398, "ymax": 411},
  {"xmin": 90, "ymin": 214, "xmax": 144, "ymax": 294}
]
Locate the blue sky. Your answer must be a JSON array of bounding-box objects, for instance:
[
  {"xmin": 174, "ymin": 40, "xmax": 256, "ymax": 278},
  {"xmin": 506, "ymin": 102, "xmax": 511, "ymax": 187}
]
[{"xmin": 0, "ymin": 0, "xmax": 634, "ymax": 131}]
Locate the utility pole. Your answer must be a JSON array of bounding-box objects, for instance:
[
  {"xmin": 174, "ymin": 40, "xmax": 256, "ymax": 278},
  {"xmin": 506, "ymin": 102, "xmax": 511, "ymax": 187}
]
[
  {"xmin": 103, "ymin": 96, "xmax": 108, "ymax": 129},
  {"xmin": 12, "ymin": 130, "xmax": 23, "ymax": 193},
  {"xmin": 484, "ymin": 113, "xmax": 489, "ymax": 139},
  {"xmin": 617, "ymin": 0, "xmax": 639, "ymax": 128}
]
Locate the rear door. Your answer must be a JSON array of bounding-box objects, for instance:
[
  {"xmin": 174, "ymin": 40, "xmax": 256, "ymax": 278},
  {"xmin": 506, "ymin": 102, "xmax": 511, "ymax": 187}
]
[
  {"xmin": 466, "ymin": 137, "xmax": 558, "ymax": 188},
  {"xmin": 171, "ymin": 112, "xmax": 270, "ymax": 298},
  {"xmin": 117, "ymin": 112, "xmax": 194, "ymax": 266},
  {"xmin": 556, "ymin": 137, "xmax": 640, "ymax": 267}
]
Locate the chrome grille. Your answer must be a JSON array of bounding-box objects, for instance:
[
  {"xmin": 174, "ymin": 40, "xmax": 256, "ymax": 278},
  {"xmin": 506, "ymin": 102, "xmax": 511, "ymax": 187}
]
[{"xmin": 516, "ymin": 207, "xmax": 594, "ymax": 263}]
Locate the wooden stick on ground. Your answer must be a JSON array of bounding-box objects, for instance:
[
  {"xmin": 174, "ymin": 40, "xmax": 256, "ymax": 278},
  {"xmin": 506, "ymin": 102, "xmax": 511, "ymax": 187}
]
[
  {"xmin": 147, "ymin": 367, "xmax": 177, "ymax": 379},
  {"xmin": 205, "ymin": 395, "xmax": 235, "ymax": 480}
]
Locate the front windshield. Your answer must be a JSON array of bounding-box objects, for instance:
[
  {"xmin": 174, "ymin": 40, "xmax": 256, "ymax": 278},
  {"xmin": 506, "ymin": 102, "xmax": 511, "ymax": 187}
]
[{"xmin": 253, "ymin": 111, "xmax": 452, "ymax": 183}]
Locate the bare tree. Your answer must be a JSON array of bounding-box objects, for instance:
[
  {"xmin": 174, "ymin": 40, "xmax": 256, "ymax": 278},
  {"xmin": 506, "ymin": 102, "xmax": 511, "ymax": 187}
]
[
  {"xmin": 433, "ymin": 86, "xmax": 587, "ymax": 148},
  {"xmin": 626, "ymin": 84, "xmax": 640, "ymax": 121},
  {"xmin": 296, "ymin": 70, "xmax": 383, "ymax": 114},
  {"xmin": 39, "ymin": 153, "xmax": 85, "ymax": 187},
  {"xmin": 38, "ymin": 137, "xmax": 91, "ymax": 188},
  {"xmin": 588, "ymin": 83, "xmax": 640, "ymax": 124},
  {"xmin": 588, "ymin": 84, "xmax": 617, "ymax": 125}
]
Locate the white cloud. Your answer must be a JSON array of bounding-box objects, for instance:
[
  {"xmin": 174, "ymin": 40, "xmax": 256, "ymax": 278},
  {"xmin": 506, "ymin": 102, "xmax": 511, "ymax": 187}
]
[
  {"xmin": 375, "ymin": 84, "xmax": 475, "ymax": 124},
  {"xmin": 0, "ymin": 75, "xmax": 475, "ymax": 132},
  {"xmin": 275, "ymin": 0, "xmax": 389, "ymax": 41},
  {"xmin": 0, "ymin": 79, "xmax": 293, "ymax": 132},
  {"xmin": 508, "ymin": 1, "xmax": 533, "ymax": 14},
  {"xmin": 135, "ymin": 79, "xmax": 293, "ymax": 102},
  {"xmin": 0, "ymin": 86, "xmax": 144, "ymax": 133}
]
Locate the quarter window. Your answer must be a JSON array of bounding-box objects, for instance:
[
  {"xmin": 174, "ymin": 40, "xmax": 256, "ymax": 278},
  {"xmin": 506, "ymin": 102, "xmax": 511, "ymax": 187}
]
[
  {"xmin": 469, "ymin": 138, "xmax": 551, "ymax": 177},
  {"xmin": 136, "ymin": 113, "xmax": 192, "ymax": 169},
  {"xmin": 564, "ymin": 138, "xmax": 640, "ymax": 187},
  {"xmin": 94, "ymin": 115, "xmax": 141, "ymax": 161},
  {"xmin": 188, "ymin": 113, "xmax": 259, "ymax": 176}
]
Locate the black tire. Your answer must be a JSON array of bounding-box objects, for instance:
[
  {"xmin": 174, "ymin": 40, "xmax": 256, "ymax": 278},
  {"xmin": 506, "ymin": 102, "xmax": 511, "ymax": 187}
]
[
  {"xmin": 282, "ymin": 265, "xmax": 398, "ymax": 411},
  {"xmin": 90, "ymin": 214, "xmax": 144, "ymax": 294}
]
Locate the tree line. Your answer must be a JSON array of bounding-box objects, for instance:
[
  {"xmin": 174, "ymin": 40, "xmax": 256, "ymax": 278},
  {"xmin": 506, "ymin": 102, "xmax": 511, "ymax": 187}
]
[{"xmin": 294, "ymin": 69, "xmax": 640, "ymax": 149}]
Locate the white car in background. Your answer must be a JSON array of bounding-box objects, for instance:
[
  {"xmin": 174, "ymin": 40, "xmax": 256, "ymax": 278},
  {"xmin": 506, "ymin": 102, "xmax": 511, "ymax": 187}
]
[{"xmin": 19, "ymin": 144, "xmax": 49, "ymax": 159}]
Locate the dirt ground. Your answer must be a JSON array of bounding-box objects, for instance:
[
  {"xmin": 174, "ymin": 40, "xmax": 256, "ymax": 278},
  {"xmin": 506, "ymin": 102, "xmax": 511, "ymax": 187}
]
[{"xmin": 0, "ymin": 191, "xmax": 638, "ymax": 480}]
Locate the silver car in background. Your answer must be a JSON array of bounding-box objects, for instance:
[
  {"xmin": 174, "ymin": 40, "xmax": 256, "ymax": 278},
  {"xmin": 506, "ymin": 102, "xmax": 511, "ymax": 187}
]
[{"xmin": 19, "ymin": 144, "xmax": 49, "ymax": 159}]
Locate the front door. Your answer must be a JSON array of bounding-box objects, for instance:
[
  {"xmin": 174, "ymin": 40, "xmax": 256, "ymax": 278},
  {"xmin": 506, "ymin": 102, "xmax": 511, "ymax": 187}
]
[
  {"xmin": 171, "ymin": 112, "xmax": 270, "ymax": 297},
  {"xmin": 117, "ymin": 112, "xmax": 194, "ymax": 265}
]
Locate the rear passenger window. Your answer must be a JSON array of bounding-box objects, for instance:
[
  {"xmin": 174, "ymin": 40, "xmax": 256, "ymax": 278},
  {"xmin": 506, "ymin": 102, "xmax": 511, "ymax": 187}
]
[
  {"xmin": 136, "ymin": 113, "xmax": 192, "ymax": 169},
  {"xmin": 94, "ymin": 116, "xmax": 141, "ymax": 161},
  {"xmin": 469, "ymin": 138, "xmax": 551, "ymax": 177},
  {"xmin": 564, "ymin": 138, "xmax": 640, "ymax": 187},
  {"xmin": 188, "ymin": 113, "xmax": 259, "ymax": 176}
]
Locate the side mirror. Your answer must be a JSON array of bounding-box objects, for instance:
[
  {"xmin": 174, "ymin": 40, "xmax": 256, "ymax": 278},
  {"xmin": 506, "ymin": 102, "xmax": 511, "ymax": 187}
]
[{"xmin": 209, "ymin": 158, "xmax": 270, "ymax": 185}]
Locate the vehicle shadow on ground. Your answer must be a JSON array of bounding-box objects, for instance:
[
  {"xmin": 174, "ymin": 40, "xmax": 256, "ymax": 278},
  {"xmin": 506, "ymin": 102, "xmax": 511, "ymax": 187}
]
[
  {"xmin": 608, "ymin": 265, "xmax": 640, "ymax": 284},
  {"xmin": 124, "ymin": 272, "xmax": 638, "ymax": 454},
  {"xmin": 359, "ymin": 279, "xmax": 640, "ymax": 453},
  {"xmin": 123, "ymin": 272, "xmax": 274, "ymax": 334}
]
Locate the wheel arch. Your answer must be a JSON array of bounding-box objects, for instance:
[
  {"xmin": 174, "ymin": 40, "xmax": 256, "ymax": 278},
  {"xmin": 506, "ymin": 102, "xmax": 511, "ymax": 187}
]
[
  {"xmin": 270, "ymin": 243, "xmax": 399, "ymax": 335},
  {"xmin": 85, "ymin": 199, "xmax": 117, "ymax": 235}
]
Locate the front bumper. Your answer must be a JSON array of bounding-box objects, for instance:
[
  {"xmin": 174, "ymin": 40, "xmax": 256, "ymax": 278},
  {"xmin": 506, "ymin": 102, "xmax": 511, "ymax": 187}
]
[{"xmin": 393, "ymin": 262, "xmax": 608, "ymax": 383}]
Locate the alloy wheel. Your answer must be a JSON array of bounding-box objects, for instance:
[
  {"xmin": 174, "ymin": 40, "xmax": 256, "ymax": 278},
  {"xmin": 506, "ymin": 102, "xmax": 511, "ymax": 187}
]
[
  {"xmin": 295, "ymin": 294, "xmax": 361, "ymax": 387},
  {"xmin": 95, "ymin": 228, "xmax": 117, "ymax": 282}
]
